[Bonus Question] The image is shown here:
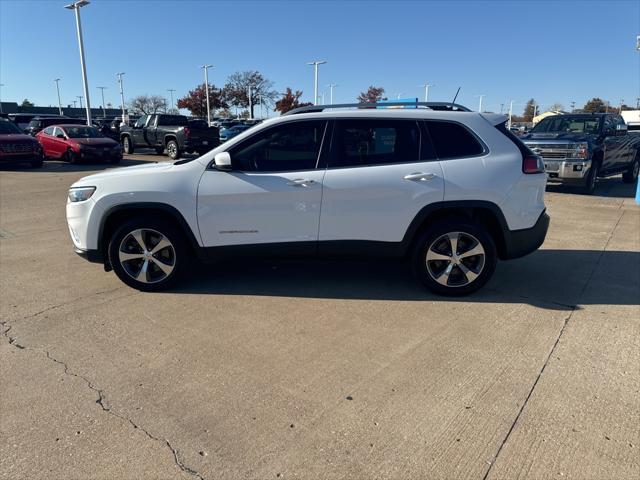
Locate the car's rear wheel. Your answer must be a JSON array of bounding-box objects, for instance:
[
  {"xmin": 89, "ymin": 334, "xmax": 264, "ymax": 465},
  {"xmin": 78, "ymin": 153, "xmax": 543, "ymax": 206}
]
[
  {"xmin": 108, "ymin": 217, "xmax": 186, "ymax": 291},
  {"xmin": 122, "ymin": 136, "xmax": 134, "ymax": 154},
  {"xmin": 412, "ymin": 220, "xmax": 497, "ymax": 296},
  {"xmin": 166, "ymin": 140, "xmax": 181, "ymax": 160},
  {"xmin": 622, "ymin": 151, "xmax": 639, "ymax": 184}
]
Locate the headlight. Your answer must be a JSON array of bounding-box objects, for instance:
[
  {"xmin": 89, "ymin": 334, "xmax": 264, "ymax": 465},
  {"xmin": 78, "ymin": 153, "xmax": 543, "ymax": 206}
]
[
  {"xmin": 68, "ymin": 186, "xmax": 96, "ymax": 202},
  {"xmin": 573, "ymin": 143, "xmax": 589, "ymax": 159}
]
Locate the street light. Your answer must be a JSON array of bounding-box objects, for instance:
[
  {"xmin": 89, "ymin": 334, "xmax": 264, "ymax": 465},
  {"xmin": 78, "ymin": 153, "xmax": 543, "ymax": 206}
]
[
  {"xmin": 116, "ymin": 72, "xmax": 126, "ymax": 124},
  {"xmin": 475, "ymin": 94, "xmax": 485, "ymax": 112},
  {"xmin": 327, "ymin": 83, "xmax": 337, "ymax": 105},
  {"xmin": 419, "ymin": 83, "xmax": 434, "ymax": 102},
  {"xmin": 167, "ymin": 89, "xmax": 176, "ymax": 113},
  {"xmin": 201, "ymin": 64, "xmax": 213, "ymax": 125},
  {"xmin": 64, "ymin": 0, "xmax": 92, "ymax": 126},
  {"xmin": 307, "ymin": 60, "xmax": 326, "ymax": 106},
  {"xmin": 0, "ymin": 83, "xmax": 4, "ymax": 114},
  {"xmin": 77, "ymin": 96, "xmax": 84, "ymax": 109},
  {"xmin": 396, "ymin": 93, "xmax": 404, "ymax": 99},
  {"xmin": 54, "ymin": 79, "xmax": 63, "ymax": 115},
  {"xmin": 97, "ymin": 86, "xmax": 107, "ymax": 117}
]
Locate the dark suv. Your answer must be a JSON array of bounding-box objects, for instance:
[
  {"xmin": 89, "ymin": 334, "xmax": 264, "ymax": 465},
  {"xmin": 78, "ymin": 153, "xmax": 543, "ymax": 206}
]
[{"xmin": 25, "ymin": 116, "xmax": 85, "ymax": 136}]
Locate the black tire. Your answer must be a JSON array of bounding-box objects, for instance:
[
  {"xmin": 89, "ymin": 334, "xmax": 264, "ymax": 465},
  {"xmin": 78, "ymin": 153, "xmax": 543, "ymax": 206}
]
[
  {"xmin": 581, "ymin": 161, "xmax": 599, "ymax": 195},
  {"xmin": 622, "ymin": 151, "xmax": 639, "ymax": 184},
  {"xmin": 411, "ymin": 220, "xmax": 497, "ymax": 296},
  {"xmin": 155, "ymin": 147, "xmax": 164, "ymax": 155},
  {"xmin": 122, "ymin": 136, "xmax": 134, "ymax": 154},
  {"xmin": 166, "ymin": 140, "xmax": 181, "ymax": 160},
  {"xmin": 108, "ymin": 217, "xmax": 187, "ymax": 292},
  {"xmin": 66, "ymin": 148, "xmax": 79, "ymax": 164},
  {"xmin": 109, "ymin": 156, "xmax": 121, "ymax": 164}
]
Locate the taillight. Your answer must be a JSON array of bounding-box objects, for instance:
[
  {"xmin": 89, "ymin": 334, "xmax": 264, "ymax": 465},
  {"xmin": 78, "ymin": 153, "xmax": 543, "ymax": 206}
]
[
  {"xmin": 523, "ymin": 154, "xmax": 545, "ymax": 174},
  {"xmin": 183, "ymin": 127, "xmax": 190, "ymax": 140}
]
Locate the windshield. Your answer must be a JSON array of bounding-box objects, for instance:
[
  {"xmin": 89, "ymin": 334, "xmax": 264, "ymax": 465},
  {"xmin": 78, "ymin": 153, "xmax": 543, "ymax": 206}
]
[
  {"xmin": 0, "ymin": 121, "xmax": 23, "ymax": 134},
  {"xmin": 64, "ymin": 126, "xmax": 104, "ymax": 138},
  {"xmin": 531, "ymin": 116, "xmax": 600, "ymax": 134}
]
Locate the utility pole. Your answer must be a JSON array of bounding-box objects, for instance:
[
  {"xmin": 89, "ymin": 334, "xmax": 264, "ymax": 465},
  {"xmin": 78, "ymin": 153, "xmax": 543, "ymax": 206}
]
[
  {"xmin": 97, "ymin": 86, "xmax": 107, "ymax": 117},
  {"xmin": 72, "ymin": 100, "xmax": 77, "ymax": 108},
  {"xmin": 201, "ymin": 64, "xmax": 213, "ymax": 125},
  {"xmin": 307, "ymin": 60, "xmax": 326, "ymax": 106},
  {"xmin": 419, "ymin": 83, "xmax": 433, "ymax": 102},
  {"xmin": 116, "ymin": 72, "xmax": 126, "ymax": 124},
  {"xmin": 54, "ymin": 79, "xmax": 63, "ymax": 115},
  {"xmin": 476, "ymin": 94, "xmax": 485, "ymax": 112},
  {"xmin": 65, "ymin": 0, "xmax": 92, "ymax": 126},
  {"xmin": 167, "ymin": 89, "xmax": 176, "ymax": 113},
  {"xmin": 77, "ymin": 96, "xmax": 83, "ymax": 109},
  {"xmin": 570, "ymin": 101, "xmax": 576, "ymax": 112},
  {"xmin": 327, "ymin": 83, "xmax": 337, "ymax": 105},
  {"xmin": 0, "ymin": 83, "xmax": 5, "ymax": 114},
  {"xmin": 396, "ymin": 93, "xmax": 404, "ymax": 99},
  {"xmin": 500, "ymin": 103, "xmax": 504, "ymax": 114},
  {"xmin": 508, "ymin": 100, "xmax": 513, "ymax": 130}
]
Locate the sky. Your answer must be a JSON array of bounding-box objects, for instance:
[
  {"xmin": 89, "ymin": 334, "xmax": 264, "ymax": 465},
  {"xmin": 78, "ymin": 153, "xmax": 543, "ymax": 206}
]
[{"xmin": 1, "ymin": 0, "xmax": 639, "ymax": 116}]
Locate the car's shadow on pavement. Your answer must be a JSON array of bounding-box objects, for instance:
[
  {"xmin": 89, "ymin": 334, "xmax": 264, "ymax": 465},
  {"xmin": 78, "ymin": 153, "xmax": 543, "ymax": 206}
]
[
  {"xmin": 169, "ymin": 249, "xmax": 639, "ymax": 311},
  {"xmin": 546, "ymin": 177, "xmax": 637, "ymax": 198}
]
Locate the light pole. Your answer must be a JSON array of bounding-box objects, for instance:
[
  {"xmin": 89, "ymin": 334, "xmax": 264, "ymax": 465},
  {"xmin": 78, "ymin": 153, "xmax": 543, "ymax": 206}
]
[
  {"xmin": 327, "ymin": 83, "xmax": 337, "ymax": 105},
  {"xmin": 476, "ymin": 94, "xmax": 485, "ymax": 112},
  {"xmin": 65, "ymin": 0, "xmax": 92, "ymax": 126},
  {"xmin": 248, "ymin": 85, "xmax": 253, "ymax": 119},
  {"xmin": 54, "ymin": 79, "xmax": 63, "ymax": 115},
  {"xmin": 77, "ymin": 96, "xmax": 83, "ymax": 109},
  {"xmin": 396, "ymin": 93, "xmax": 404, "ymax": 99},
  {"xmin": 201, "ymin": 64, "xmax": 213, "ymax": 125},
  {"xmin": 307, "ymin": 60, "xmax": 326, "ymax": 106},
  {"xmin": 72, "ymin": 100, "xmax": 77, "ymax": 108},
  {"xmin": 97, "ymin": 86, "xmax": 107, "ymax": 117},
  {"xmin": 619, "ymin": 99, "xmax": 624, "ymax": 112},
  {"xmin": 0, "ymin": 83, "xmax": 4, "ymax": 114},
  {"xmin": 116, "ymin": 72, "xmax": 126, "ymax": 124},
  {"xmin": 419, "ymin": 83, "xmax": 434, "ymax": 102},
  {"xmin": 167, "ymin": 89, "xmax": 176, "ymax": 113},
  {"xmin": 508, "ymin": 100, "xmax": 514, "ymax": 129},
  {"xmin": 570, "ymin": 101, "xmax": 576, "ymax": 112}
]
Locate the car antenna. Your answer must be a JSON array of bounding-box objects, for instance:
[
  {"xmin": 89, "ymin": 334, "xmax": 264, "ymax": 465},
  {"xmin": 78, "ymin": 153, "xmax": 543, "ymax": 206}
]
[{"xmin": 452, "ymin": 87, "xmax": 461, "ymax": 104}]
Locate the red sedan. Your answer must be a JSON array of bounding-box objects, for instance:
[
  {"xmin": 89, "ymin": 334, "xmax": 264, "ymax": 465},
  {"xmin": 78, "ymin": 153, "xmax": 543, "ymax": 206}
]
[{"xmin": 36, "ymin": 124, "xmax": 123, "ymax": 164}]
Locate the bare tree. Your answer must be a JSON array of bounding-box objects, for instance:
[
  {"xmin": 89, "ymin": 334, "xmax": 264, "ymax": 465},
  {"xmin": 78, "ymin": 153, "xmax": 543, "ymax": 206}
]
[
  {"xmin": 546, "ymin": 102, "xmax": 564, "ymax": 112},
  {"xmin": 222, "ymin": 71, "xmax": 278, "ymax": 118},
  {"xmin": 128, "ymin": 95, "xmax": 167, "ymax": 115}
]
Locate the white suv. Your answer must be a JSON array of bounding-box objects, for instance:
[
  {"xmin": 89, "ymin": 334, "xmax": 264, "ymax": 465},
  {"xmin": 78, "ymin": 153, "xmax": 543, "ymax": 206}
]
[{"xmin": 66, "ymin": 102, "xmax": 549, "ymax": 295}]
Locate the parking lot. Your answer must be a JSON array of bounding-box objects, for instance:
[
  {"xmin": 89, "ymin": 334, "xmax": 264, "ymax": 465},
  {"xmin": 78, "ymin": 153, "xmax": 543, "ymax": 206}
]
[{"xmin": 1, "ymin": 153, "xmax": 638, "ymax": 479}]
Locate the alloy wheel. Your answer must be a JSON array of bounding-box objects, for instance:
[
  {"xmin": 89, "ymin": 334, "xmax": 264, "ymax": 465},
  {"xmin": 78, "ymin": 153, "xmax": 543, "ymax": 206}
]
[
  {"xmin": 425, "ymin": 232, "xmax": 485, "ymax": 287},
  {"xmin": 118, "ymin": 228, "xmax": 176, "ymax": 284}
]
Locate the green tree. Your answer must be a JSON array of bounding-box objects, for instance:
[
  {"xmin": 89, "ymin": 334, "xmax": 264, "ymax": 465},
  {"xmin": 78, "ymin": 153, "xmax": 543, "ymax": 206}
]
[
  {"xmin": 583, "ymin": 98, "xmax": 607, "ymax": 113},
  {"xmin": 523, "ymin": 99, "xmax": 537, "ymax": 122},
  {"xmin": 357, "ymin": 86, "xmax": 386, "ymax": 103},
  {"xmin": 21, "ymin": 99, "xmax": 34, "ymax": 108}
]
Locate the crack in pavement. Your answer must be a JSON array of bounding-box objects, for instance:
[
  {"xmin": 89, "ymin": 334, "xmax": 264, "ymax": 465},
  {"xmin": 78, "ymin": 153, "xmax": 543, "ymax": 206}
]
[
  {"xmin": 481, "ymin": 209, "xmax": 626, "ymax": 480},
  {"xmin": 1, "ymin": 329, "xmax": 207, "ymax": 480}
]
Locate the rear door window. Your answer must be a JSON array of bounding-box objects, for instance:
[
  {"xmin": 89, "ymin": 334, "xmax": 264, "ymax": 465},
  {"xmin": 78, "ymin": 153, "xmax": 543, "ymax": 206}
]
[
  {"xmin": 329, "ymin": 119, "xmax": 426, "ymax": 168},
  {"xmin": 43, "ymin": 126, "xmax": 55, "ymax": 136},
  {"xmin": 425, "ymin": 121, "xmax": 485, "ymax": 159}
]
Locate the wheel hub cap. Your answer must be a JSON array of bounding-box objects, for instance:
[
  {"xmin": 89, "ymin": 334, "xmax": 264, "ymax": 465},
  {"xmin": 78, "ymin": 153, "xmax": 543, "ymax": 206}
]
[
  {"xmin": 118, "ymin": 228, "xmax": 176, "ymax": 284},
  {"xmin": 425, "ymin": 231, "xmax": 485, "ymax": 287}
]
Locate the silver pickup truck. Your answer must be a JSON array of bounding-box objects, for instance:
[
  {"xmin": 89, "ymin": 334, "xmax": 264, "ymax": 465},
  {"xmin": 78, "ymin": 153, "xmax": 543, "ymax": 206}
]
[{"xmin": 520, "ymin": 113, "xmax": 640, "ymax": 194}]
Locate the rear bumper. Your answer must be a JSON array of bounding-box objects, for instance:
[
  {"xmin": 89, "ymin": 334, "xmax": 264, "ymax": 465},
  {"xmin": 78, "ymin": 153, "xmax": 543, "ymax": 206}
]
[{"xmin": 502, "ymin": 210, "xmax": 550, "ymax": 260}]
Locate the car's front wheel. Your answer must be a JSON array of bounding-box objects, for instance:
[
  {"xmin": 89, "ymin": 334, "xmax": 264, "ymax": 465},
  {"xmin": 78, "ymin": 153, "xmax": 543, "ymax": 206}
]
[
  {"xmin": 108, "ymin": 218, "xmax": 186, "ymax": 291},
  {"xmin": 122, "ymin": 136, "xmax": 134, "ymax": 154},
  {"xmin": 412, "ymin": 220, "xmax": 497, "ymax": 296}
]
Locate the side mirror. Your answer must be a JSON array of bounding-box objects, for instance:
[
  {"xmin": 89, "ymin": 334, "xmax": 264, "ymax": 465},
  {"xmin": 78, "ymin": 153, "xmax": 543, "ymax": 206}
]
[
  {"xmin": 615, "ymin": 124, "xmax": 628, "ymax": 136},
  {"xmin": 214, "ymin": 152, "xmax": 232, "ymax": 171}
]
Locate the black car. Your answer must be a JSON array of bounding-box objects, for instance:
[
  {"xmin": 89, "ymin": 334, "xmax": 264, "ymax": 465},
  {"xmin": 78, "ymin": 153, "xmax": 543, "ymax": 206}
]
[{"xmin": 24, "ymin": 116, "xmax": 85, "ymax": 136}]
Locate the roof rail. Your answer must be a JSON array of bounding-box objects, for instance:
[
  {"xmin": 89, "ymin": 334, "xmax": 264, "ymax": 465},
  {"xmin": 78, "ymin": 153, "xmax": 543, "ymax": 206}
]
[{"xmin": 284, "ymin": 101, "xmax": 471, "ymax": 116}]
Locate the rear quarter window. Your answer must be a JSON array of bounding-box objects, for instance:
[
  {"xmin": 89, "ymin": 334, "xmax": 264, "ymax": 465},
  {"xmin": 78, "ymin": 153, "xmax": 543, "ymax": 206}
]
[{"xmin": 425, "ymin": 120, "xmax": 485, "ymax": 159}]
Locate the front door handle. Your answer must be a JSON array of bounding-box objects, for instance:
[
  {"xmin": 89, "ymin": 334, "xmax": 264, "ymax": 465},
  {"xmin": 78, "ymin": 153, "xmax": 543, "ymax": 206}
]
[
  {"xmin": 287, "ymin": 178, "xmax": 315, "ymax": 187},
  {"xmin": 403, "ymin": 172, "xmax": 436, "ymax": 182}
]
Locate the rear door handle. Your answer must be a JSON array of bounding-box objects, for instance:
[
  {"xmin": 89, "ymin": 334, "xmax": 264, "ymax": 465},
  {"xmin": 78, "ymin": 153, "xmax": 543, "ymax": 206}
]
[
  {"xmin": 287, "ymin": 178, "xmax": 315, "ymax": 187},
  {"xmin": 403, "ymin": 172, "xmax": 436, "ymax": 182}
]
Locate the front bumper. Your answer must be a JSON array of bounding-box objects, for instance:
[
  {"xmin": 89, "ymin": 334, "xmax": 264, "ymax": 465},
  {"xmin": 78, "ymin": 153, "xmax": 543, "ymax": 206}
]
[
  {"xmin": 74, "ymin": 246, "xmax": 103, "ymax": 264},
  {"xmin": 543, "ymin": 159, "xmax": 591, "ymax": 181},
  {"xmin": 502, "ymin": 210, "xmax": 550, "ymax": 260}
]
